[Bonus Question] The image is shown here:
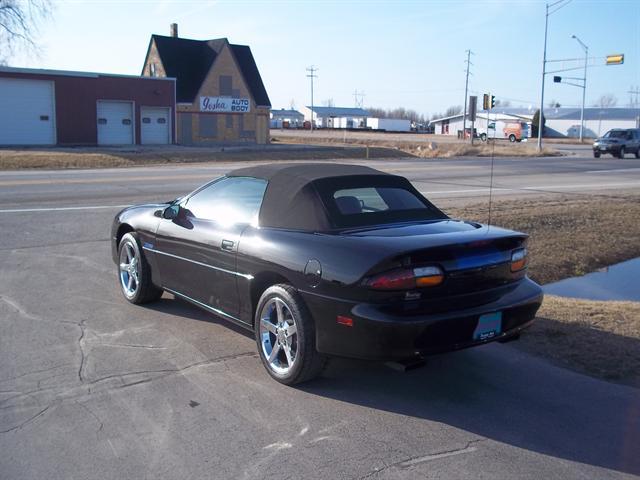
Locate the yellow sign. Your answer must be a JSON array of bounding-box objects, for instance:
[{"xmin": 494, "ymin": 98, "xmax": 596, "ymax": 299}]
[{"xmin": 606, "ymin": 54, "xmax": 624, "ymax": 65}]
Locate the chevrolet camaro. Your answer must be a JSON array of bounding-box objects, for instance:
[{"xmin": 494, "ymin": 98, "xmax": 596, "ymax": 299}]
[{"xmin": 111, "ymin": 163, "xmax": 543, "ymax": 385}]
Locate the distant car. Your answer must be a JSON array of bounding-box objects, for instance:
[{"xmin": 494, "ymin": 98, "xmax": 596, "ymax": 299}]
[
  {"xmin": 593, "ymin": 128, "xmax": 640, "ymax": 158},
  {"xmin": 111, "ymin": 164, "xmax": 543, "ymax": 385}
]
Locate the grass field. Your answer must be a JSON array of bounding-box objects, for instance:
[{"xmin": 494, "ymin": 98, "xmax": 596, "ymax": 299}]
[{"xmin": 446, "ymin": 194, "xmax": 640, "ymax": 386}]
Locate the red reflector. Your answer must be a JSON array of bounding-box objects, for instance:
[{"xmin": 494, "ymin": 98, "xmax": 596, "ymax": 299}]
[{"xmin": 337, "ymin": 315, "xmax": 354, "ymax": 327}]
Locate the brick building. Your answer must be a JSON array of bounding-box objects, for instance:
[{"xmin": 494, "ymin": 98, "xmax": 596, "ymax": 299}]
[
  {"xmin": 0, "ymin": 66, "xmax": 175, "ymax": 146},
  {"xmin": 141, "ymin": 24, "xmax": 271, "ymax": 145}
]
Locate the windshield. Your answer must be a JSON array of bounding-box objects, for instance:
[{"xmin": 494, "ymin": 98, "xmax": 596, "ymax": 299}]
[{"xmin": 603, "ymin": 130, "xmax": 627, "ymax": 139}]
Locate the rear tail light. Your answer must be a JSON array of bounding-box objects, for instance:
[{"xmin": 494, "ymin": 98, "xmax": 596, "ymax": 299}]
[
  {"xmin": 511, "ymin": 248, "xmax": 528, "ymax": 272},
  {"xmin": 365, "ymin": 265, "xmax": 444, "ymax": 290}
]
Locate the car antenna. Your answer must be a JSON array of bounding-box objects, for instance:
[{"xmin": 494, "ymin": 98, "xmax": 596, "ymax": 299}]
[{"xmin": 487, "ymin": 122, "xmax": 496, "ymax": 229}]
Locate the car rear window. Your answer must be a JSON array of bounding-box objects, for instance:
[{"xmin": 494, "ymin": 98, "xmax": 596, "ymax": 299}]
[
  {"xmin": 315, "ymin": 177, "xmax": 446, "ymax": 228},
  {"xmin": 333, "ymin": 187, "xmax": 426, "ymax": 214}
]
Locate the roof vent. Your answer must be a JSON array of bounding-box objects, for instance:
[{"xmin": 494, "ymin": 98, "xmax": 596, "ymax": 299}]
[{"xmin": 170, "ymin": 23, "xmax": 178, "ymax": 38}]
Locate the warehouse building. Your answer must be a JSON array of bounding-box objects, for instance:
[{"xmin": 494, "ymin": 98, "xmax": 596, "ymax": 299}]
[
  {"xmin": 0, "ymin": 66, "xmax": 175, "ymax": 146},
  {"xmin": 270, "ymin": 109, "xmax": 304, "ymax": 128},
  {"xmin": 301, "ymin": 106, "xmax": 370, "ymax": 129},
  {"xmin": 430, "ymin": 107, "xmax": 640, "ymax": 138},
  {"xmin": 142, "ymin": 24, "xmax": 271, "ymax": 145}
]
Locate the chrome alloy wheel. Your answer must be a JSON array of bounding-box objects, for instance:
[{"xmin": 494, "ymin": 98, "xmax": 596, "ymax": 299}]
[
  {"xmin": 259, "ymin": 298, "xmax": 299, "ymax": 375},
  {"xmin": 119, "ymin": 241, "xmax": 140, "ymax": 298}
]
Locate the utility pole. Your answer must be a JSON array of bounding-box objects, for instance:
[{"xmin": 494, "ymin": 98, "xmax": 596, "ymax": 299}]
[
  {"xmin": 538, "ymin": 0, "xmax": 573, "ymax": 151},
  {"xmin": 571, "ymin": 34, "xmax": 588, "ymax": 143},
  {"xmin": 353, "ymin": 89, "xmax": 365, "ymax": 108},
  {"xmin": 628, "ymin": 86, "xmax": 640, "ymax": 108},
  {"xmin": 306, "ymin": 66, "xmax": 318, "ymax": 131},
  {"xmin": 462, "ymin": 49, "xmax": 473, "ymax": 142}
]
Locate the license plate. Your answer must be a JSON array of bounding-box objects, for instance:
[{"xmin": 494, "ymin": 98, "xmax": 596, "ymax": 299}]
[{"xmin": 473, "ymin": 312, "xmax": 502, "ymax": 341}]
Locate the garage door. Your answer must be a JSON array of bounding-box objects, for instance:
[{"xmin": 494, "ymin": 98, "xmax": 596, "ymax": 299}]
[
  {"xmin": 141, "ymin": 107, "xmax": 171, "ymax": 144},
  {"xmin": 0, "ymin": 78, "xmax": 55, "ymax": 145},
  {"xmin": 97, "ymin": 101, "xmax": 133, "ymax": 145}
]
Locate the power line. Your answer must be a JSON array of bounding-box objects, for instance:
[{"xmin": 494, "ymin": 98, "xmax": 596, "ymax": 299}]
[
  {"xmin": 353, "ymin": 89, "xmax": 366, "ymax": 108},
  {"xmin": 462, "ymin": 49, "xmax": 474, "ymax": 143},
  {"xmin": 306, "ymin": 66, "xmax": 318, "ymax": 132}
]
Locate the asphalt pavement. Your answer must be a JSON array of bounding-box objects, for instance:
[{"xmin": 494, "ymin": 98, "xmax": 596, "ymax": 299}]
[{"xmin": 1, "ymin": 153, "xmax": 639, "ymax": 479}]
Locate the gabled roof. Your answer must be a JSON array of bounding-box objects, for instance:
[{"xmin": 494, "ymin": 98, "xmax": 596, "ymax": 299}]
[
  {"xmin": 307, "ymin": 106, "xmax": 370, "ymax": 117},
  {"xmin": 272, "ymin": 109, "xmax": 304, "ymax": 117},
  {"xmin": 147, "ymin": 34, "xmax": 270, "ymax": 106}
]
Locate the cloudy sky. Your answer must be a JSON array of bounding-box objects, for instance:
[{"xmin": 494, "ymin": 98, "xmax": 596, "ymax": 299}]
[{"xmin": 12, "ymin": 0, "xmax": 640, "ymax": 117}]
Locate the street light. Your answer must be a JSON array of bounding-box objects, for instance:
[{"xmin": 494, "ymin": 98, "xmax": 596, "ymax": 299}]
[
  {"xmin": 538, "ymin": 0, "xmax": 573, "ymax": 151},
  {"xmin": 571, "ymin": 34, "xmax": 588, "ymax": 143}
]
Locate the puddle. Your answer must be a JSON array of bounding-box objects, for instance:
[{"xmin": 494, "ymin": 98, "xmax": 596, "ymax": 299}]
[{"xmin": 543, "ymin": 257, "xmax": 640, "ymax": 302}]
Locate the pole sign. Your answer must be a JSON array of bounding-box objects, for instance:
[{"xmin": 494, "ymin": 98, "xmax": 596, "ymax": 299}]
[
  {"xmin": 199, "ymin": 96, "xmax": 251, "ymax": 113},
  {"xmin": 469, "ymin": 96, "xmax": 477, "ymax": 121}
]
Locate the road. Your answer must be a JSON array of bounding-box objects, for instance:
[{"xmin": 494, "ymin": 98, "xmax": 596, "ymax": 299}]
[{"xmin": 1, "ymin": 154, "xmax": 639, "ymax": 479}]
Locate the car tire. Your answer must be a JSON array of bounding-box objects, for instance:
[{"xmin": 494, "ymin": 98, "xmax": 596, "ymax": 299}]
[
  {"xmin": 117, "ymin": 232, "xmax": 163, "ymax": 304},
  {"xmin": 255, "ymin": 284, "xmax": 326, "ymax": 385},
  {"xmin": 618, "ymin": 147, "xmax": 625, "ymax": 159},
  {"xmin": 593, "ymin": 151, "xmax": 601, "ymax": 158},
  {"xmin": 480, "ymin": 133, "xmax": 487, "ymax": 142},
  {"xmin": 508, "ymin": 134, "xmax": 516, "ymax": 143}
]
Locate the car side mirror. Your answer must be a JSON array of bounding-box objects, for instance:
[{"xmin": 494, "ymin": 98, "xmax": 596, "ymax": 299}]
[{"xmin": 163, "ymin": 204, "xmax": 180, "ymax": 220}]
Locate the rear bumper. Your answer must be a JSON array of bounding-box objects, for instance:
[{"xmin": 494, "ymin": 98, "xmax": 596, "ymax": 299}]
[{"xmin": 302, "ymin": 278, "xmax": 543, "ymax": 361}]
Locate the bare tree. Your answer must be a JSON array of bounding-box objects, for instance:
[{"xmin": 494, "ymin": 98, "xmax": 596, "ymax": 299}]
[
  {"xmin": 444, "ymin": 105, "xmax": 462, "ymax": 117},
  {"xmin": 548, "ymin": 99, "xmax": 561, "ymax": 108},
  {"xmin": 289, "ymin": 98, "xmax": 296, "ymax": 110},
  {"xmin": 0, "ymin": 0, "xmax": 51, "ymax": 64},
  {"xmin": 494, "ymin": 99, "xmax": 511, "ymax": 107},
  {"xmin": 322, "ymin": 98, "xmax": 335, "ymax": 107},
  {"xmin": 367, "ymin": 106, "xmax": 427, "ymax": 124},
  {"xmin": 594, "ymin": 94, "xmax": 618, "ymax": 108}
]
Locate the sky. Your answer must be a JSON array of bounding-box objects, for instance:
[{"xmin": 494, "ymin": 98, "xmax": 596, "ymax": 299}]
[{"xmin": 11, "ymin": 0, "xmax": 640, "ymax": 118}]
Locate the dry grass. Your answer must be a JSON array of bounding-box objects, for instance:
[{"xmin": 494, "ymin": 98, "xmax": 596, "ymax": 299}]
[
  {"xmin": 0, "ymin": 145, "xmax": 405, "ymax": 170},
  {"xmin": 520, "ymin": 296, "xmax": 640, "ymax": 387},
  {"xmin": 272, "ymin": 131, "xmax": 562, "ymax": 158},
  {"xmin": 445, "ymin": 195, "xmax": 640, "ymax": 285},
  {"xmin": 446, "ymin": 194, "xmax": 640, "ymax": 386}
]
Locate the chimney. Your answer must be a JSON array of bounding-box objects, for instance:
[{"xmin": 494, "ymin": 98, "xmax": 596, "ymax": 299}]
[{"xmin": 170, "ymin": 23, "xmax": 178, "ymax": 38}]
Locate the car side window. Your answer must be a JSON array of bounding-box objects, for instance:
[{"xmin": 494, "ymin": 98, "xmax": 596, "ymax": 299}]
[{"xmin": 184, "ymin": 176, "xmax": 268, "ymax": 225}]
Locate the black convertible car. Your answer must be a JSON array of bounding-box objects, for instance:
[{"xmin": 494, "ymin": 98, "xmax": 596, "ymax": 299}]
[{"xmin": 112, "ymin": 163, "xmax": 543, "ymax": 384}]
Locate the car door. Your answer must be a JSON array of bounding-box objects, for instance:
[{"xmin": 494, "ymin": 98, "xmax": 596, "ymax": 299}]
[{"xmin": 154, "ymin": 176, "xmax": 268, "ymax": 320}]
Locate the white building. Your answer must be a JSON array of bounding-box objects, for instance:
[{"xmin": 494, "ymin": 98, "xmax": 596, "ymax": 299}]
[
  {"xmin": 430, "ymin": 112, "xmax": 530, "ymax": 137},
  {"xmin": 430, "ymin": 107, "xmax": 640, "ymax": 138},
  {"xmin": 301, "ymin": 106, "xmax": 370, "ymax": 129},
  {"xmin": 270, "ymin": 108, "xmax": 304, "ymax": 128}
]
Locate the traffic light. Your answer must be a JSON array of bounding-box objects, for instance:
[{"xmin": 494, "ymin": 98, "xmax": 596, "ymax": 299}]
[
  {"xmin": 483, "ymin": 94, "xmax": 489, "ymax": 110},
  {"xmin": 491, "ymin": 95, "xmax": 496, "ymax": 109},
  {"xmin": 606, "ymin": 54, "xmax": 624, "ymax": 65},
  {"xmin": 553, "ymin": 76, "xmax": 562, "ymax": 83}
]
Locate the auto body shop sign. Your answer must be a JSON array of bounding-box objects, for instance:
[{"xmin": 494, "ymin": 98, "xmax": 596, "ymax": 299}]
[{"xmin": 199, "ymin": 96, "xmax": 251, "ymax": 113}]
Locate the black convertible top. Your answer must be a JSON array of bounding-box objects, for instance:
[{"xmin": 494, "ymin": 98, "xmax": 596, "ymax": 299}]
[{"xmin": 227, "ymin": 163, "xmax": 441, "ymax": 230}]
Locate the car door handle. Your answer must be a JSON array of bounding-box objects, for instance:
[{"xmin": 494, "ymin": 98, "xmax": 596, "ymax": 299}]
[{"xmin": 221, "ymin": 239, "xmax": 235, "ymax": 252}]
